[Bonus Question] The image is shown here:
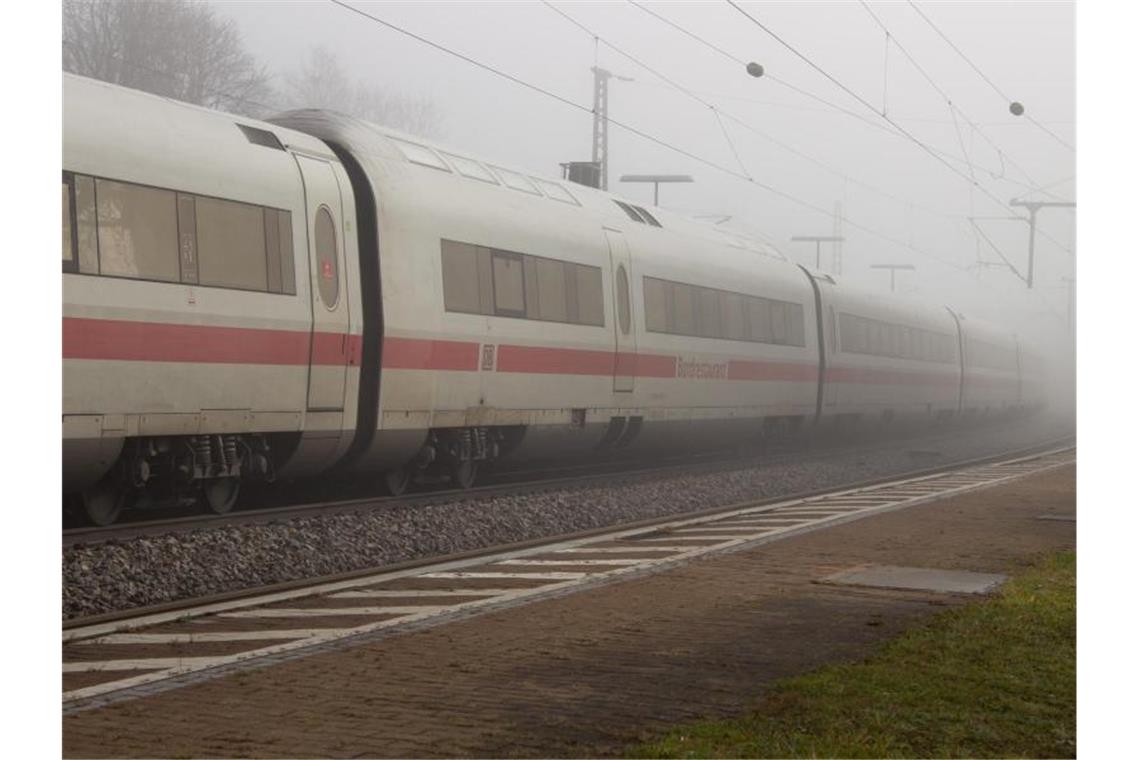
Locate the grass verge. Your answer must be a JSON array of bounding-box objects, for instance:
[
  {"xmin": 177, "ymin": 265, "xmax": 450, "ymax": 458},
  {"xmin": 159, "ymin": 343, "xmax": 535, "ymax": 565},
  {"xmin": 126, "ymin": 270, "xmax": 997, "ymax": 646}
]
[{"xmin": 628, "ymin": 551, "xmax": 1075, "ymax": 758}]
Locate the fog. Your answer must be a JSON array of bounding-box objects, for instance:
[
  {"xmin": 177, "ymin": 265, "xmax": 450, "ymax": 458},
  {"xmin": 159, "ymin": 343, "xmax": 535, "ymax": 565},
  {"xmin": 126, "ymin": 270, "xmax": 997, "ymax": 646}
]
[{"xmin": 214, "ymin": 0, "xmax": 1075, "ymax": 403}]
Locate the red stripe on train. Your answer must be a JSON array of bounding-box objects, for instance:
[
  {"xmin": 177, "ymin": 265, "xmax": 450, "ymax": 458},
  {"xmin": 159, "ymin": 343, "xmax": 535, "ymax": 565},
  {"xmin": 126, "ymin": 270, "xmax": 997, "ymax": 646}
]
[
  {"xmin": 381, "ymin": 336, "xmax": 480, "ymax": 371},
  {"xmin": 62, "ymin": 317, "xmax": 357, "ymax": 366}
]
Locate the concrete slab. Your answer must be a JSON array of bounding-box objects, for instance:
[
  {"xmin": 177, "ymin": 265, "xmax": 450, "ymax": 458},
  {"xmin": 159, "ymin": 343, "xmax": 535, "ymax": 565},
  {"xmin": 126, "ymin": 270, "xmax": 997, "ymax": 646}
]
[{"xmin": 821, "ymin": 565, "xmax": 1007, "ymax": 594}]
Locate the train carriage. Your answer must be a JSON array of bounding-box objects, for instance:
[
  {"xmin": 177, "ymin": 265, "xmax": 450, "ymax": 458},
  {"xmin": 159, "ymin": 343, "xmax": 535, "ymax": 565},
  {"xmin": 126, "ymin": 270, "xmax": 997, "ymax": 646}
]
[
  {"xmin": 270, "ymin": 110, "xmax": 825, "ymax": 479},
  {"xmin": 63, "ymin": 74, "xmax": 364, "ymax": 523},
  {"xmin": 63, "ymin": 74, "xmax": 1046, "ymax": 524},
  {"xmin": 816, "ymin": 282, "xmax": 962, "ymax": 423}
]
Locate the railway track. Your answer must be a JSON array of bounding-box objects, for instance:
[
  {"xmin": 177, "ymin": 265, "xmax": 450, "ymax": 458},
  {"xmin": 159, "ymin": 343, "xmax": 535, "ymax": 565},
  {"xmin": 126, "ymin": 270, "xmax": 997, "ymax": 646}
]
[
  {"xmin": 63, "ymin": 416, "xmax": 1049, "ymax": 546},
  {"xmin": 63, "ymin": 440, "xmax": 1074, "ymax": 712}
]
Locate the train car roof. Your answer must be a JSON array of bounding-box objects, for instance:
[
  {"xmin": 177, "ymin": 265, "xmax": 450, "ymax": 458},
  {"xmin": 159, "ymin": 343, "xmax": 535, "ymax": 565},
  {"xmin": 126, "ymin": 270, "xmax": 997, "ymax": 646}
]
[
  {"xmin": 268, "ymin": 109, "xmax": 789, "ymax": 261},
  {"xmin": 63, "ymin": 73, "xmax": 335, "ymax": 210}
]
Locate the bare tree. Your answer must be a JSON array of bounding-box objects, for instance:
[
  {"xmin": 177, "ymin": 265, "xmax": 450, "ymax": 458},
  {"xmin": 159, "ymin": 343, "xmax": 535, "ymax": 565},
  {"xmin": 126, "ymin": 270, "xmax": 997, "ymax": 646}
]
[
  {"xmin": 63, "ymin": 0, "xmax": 274, "ymax": 117},
  {"xmin": 286, "ymin": 46, "xmax": 444, "ymax": 138}
]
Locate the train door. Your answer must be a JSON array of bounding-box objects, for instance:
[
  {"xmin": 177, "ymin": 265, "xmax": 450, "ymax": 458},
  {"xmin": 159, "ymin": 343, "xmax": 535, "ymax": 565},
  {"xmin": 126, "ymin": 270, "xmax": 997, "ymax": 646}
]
[
  {"xmin": 824, "ymin": 305, "xmax": 840, "ymax": 408},
  {"xmin": 295, "ymin": 154, "xmax": 351, "ymax": 411},
  {"xmin": 604, "ymin": 229, "xmax": 636, "ymax": 392}
]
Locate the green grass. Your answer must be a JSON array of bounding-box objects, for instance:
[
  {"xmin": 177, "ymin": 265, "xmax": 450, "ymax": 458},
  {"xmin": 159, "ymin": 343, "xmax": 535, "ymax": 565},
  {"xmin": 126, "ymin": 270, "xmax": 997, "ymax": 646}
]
[{"xmin": 628, "ymin": 551, "xmax": 1075, "ymax": 759}]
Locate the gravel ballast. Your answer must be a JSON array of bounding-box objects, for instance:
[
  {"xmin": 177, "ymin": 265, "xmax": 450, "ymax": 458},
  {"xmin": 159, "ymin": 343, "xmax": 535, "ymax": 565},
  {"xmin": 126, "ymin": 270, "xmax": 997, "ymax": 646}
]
[{"xmin": 63, "ymin": 414, "xmax": 1074, "ymax": 621}]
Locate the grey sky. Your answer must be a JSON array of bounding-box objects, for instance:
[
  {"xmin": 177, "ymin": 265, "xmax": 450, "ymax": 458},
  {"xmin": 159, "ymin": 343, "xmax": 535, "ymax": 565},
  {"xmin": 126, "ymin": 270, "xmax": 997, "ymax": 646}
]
[{"xmin": 213, "ymin": 0, "xmax": 1075, "ymax": 348}]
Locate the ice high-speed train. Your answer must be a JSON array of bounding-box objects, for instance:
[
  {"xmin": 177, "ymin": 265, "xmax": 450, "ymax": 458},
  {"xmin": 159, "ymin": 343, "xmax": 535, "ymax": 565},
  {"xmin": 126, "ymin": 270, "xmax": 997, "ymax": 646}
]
[{"xmin": 62, "ymin": 74, "xmax": 1044, "ymax": 524}]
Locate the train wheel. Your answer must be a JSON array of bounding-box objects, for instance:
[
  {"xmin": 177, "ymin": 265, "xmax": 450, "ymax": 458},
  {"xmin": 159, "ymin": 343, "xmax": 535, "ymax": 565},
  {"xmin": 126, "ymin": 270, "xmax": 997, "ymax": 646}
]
[
  {"xmin": 384, "ymin": 467, "xmax": 412, "ymax": 497},
  {"xmin": 450, "ymin": 460, "xmax": 479, "ymax": 490},
  {"xmin": 203, "ymin": 478, "xmax": 241, "ymax": 515},
  {"xmin": 79, "ymin": 476, "xmax": 130, "ymax": 527}
]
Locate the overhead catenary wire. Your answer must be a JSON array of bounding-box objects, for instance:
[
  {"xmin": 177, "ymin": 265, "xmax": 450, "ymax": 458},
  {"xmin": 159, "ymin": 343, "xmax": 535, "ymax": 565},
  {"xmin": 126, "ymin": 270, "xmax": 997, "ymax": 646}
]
[
  {"xmin": 723, "ymin": 0, "xmax": 1008, "ymax": 209},
  {"xmin": 328, "ymin": 0, "xmax": 975, "ymax": 275},
  {"xmin": 546, "ymin": 2, "xmax": 969, "ymax": 225},
  {"xmin": 626, "ymin": 0, "xmax": 1066, "ymax": 204},
  {"xmin": 854, "ymin": 0, "xmax": 1052, "ymax": 200},
  {"xmin": 724, "ymin": 0, "xmax": 1073, "ymax": 263},
  {"xmin": 905, "ymin": 0, "xmax": 1075, "ymax": 152}
]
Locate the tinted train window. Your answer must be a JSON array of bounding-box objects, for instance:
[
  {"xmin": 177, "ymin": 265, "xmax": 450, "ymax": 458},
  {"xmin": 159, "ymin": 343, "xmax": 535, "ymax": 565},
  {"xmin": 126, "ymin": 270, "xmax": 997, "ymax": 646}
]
[
  {"xmin": 64, "ymin": 172, "xmax": 294, "ymax": 294},
  {"xmin": 74, "ymin": 175, "xmax": 99, "ymax": 274},
  {"xmin": 536, "ymin": 257, "xmax": 568, "ymax": 322},
  {"xmin": 95, "ymin": 178, "xmax": 180, "ymax": 282},
  {"xmin": 441, "ymin": 239, "xmax": 483, "ymax": 314},
  {"xmin": 672, "ymin": 283, "xmax": 697, "ymax": 335},
  {"xmin": 440, "ymin": 239, "xmax": 604, "ymax": 327},
  {"xmin": 196, "ymin": 196, "xmax": 268, "ymax": 291},
  {"xmin": 642, "ymin": 275, "xmax": 806, "ymax": 347},
  {"xmin": 314, "ymin": 206, "xmax": 339, "ymax": 309},
  {"xmin": 747, "ymin": 297, "xmax": 771, "ymax": 343},
  {"xmin": 62, "ymin": 178, "xmax": 75, "ymax": 268},
  {"xmin": 492, "ymin": 252, "xmax": 526, "ymax": 316},
  {"xmin": 837, "ymin": 312, "xmax": 954, "ymax": 364},
  {"xmin": 574, "ymin": 264, "xmax": 605, "ymax": 326},
  {"xmin": 697, "ymin": 287, "xmax": 720, "ymax": 338},
  {"xmin": 643, "ymin": 277, "xmax": 668, "ymax": 332}
]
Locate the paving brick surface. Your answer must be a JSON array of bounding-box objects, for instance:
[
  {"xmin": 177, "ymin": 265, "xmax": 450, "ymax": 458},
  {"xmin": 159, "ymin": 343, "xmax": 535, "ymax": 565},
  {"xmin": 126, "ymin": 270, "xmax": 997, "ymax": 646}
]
[{"xmin": 63, "ymin": 464, "xmax": 1075, "ymax": 758}]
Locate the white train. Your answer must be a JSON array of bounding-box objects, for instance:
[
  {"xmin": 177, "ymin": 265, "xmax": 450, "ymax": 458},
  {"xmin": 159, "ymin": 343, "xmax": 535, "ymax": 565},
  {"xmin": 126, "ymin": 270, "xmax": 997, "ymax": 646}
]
[{"xmin": 62, "ymin": 74, "xmax": 1044, "ymax": 524}]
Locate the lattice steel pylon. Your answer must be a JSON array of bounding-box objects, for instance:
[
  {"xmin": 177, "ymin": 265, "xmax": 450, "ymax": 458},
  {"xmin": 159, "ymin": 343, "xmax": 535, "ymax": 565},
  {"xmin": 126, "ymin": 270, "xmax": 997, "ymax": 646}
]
[{"xmin": 590, "ymin": 67, "xmax": 631, "ymax": 191}]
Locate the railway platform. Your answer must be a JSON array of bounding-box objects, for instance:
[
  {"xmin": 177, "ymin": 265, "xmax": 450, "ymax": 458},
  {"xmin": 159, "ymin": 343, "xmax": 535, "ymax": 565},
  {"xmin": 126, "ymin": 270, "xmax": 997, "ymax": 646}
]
[{"xmin": 63, "ymin": 459, "xmax": 1075, "ymax": 758}]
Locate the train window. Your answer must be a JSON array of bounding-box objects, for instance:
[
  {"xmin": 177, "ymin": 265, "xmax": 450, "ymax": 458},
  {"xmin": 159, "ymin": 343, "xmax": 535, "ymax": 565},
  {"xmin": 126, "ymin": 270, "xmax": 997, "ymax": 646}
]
[
  {"xmin": 314, "ymin": 206, "xmax": 339, "ymax": 308},
  {"xmin": 522, "ymin": 256, "xmax": 541, "ymax": 320},
  {"xmin": 643, "ymin": 277, "xmax": 669, "ymax": 332},
  {"xmin": 614, "ymin": 200, "xmax": 643, "ymax": 223},
  {"xmin": 720, "ymin": 292, "xmax": 746, "ymax": 340},
  {"xmin": 196, "ymin": 196, "xmax": 269, "ymax": 292},
  {"xmin": 491, "ymin": 167, "xmax": 542, "ymax": 195},
  {"xmin": 563, "ymin": 261, "xmax": 580, "ymax": 323},
  {"xmin": 74, "ymin": 175, "xmax": 99, "ymax": 274},
  {"xmin": 95, "ymin": 178, "xmax": 180, "ymax": 282},
  {"xmin": 616, "ymin": 265, "xmax": 632, "ymax": 335},
  {"xmin": 747, "ymin": 297, "xmax": 771, "ymax": 343},
  {"xmin": 786, "ymin": 303, "xmax": 806, "ymax": 346},
  {"xmin": 633, "ymin": 205, "xmax": 662, "ymax": 227},
  {"xmin": 279, "ymin": 211, "xmax": 296, "ymax": 295},
  {"xmin": 389, "ymin": 137, "xmax": 451, "ymax": 172},
  {"xmin": 442, "ymin": 152, "xmax": 499, "ymax": 184},
  {"xmin": 176, "ymin": 194, "xmax": 199, "ymax": 284},
  {"xmin": 536, "ymin": 257, "xmax": 568, "ymax": 322},
  {"xmin": 264, "ymin": 209, "xmax": 282, "ymax": 293},
  {"xmin": 441, "ymin": 240, "xmax": 482, "ymax": 314},
  {"xmin": 441, "ymin": 239, "xmax": 603, "ymax": 326},
  {"xmin": 697, "ymin": 287, "xmax": 720, "ymax": 338},
  {"xmin": 672, "ymin": 283, "xmax": 697, "ymax": 335},
  {"xmin": 770, "ymin": 301, "xmax": 788, "ymax": 344},
  {"xmin": 62, "ymin": 177, "xmax": 76, "ymax": 269},
  {"xmin": 491, "ymin": 251, "xmax": 526, "ymax": 316},
  {"xmin": 575, "ymin": 265, "xmax": 605, "ymax": 326},
  {"xmin": 533, "ymin": 178, "xmax": 580, "ymax": 206}
]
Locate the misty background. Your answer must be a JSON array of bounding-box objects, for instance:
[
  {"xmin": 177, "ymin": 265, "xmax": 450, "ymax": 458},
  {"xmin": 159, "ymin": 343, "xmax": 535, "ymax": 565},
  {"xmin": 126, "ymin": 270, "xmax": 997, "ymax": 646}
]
[{"xmin": 62, "ymin": 0, "xmax": 1075, "ymax": 386}]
